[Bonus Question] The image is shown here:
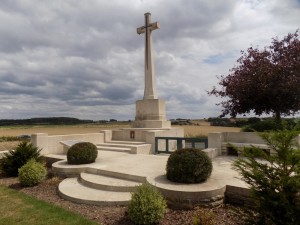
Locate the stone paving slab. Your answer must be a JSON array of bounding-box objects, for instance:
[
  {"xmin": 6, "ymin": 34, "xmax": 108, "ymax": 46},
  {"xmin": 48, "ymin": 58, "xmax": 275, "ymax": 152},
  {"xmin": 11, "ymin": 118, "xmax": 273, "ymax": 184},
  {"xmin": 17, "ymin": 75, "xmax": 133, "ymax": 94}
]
[
  {"xmin": 50, "ymin": 151, "xmax": 249, "ymax": 208},
  {"xmin": 80, "ymin": 172, "xmax": 142, "ymax": 192},
  {"xmin": 59, "ymin": 177, "xmax": 132, "ymax": 206},
  {"xmin": 52, "ymin": 151, "xmax": 247, "ymax": 190}
]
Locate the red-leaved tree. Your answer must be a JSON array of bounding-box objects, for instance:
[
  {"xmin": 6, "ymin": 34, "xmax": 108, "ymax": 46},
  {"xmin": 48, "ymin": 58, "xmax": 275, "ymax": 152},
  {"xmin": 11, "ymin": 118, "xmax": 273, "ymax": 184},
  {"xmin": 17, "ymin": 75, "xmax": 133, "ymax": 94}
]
[{"xmin": 209, "ymin": 30, "xmax": 300, "ymax": 122}]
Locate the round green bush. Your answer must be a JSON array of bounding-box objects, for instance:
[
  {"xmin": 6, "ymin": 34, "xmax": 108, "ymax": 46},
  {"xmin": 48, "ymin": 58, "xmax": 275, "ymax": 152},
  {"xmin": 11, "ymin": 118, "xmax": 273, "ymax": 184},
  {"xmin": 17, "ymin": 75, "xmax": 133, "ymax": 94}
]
[
  {"xmin": 166, "ymin": 148, "xmax": 213, "ymax": 183},
  {"xmin": 67, "ymin": 142, "xmax": 98, "ymax": 165},
  {"xmin": 18, "ymin": 159, "xmax": 47, "ymax": 187},
  {"xmin": 128, "ymin": 183, "xmax": 166, "ymax": 225}
]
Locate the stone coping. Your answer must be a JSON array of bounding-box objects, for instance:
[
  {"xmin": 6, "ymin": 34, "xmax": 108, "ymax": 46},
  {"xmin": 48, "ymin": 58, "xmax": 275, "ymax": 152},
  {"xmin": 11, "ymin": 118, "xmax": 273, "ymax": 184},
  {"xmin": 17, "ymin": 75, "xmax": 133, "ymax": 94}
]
[
  {"xmin": 0, "ymin": 150, "xmax": 9, "ymax": 159},
  {"xmin": 60, "ymin": 140, "xmax": 85, "ymax": 148},
  {"xmin": 118, "ymin": 127, "xmax": 172, "ymax": 131}
]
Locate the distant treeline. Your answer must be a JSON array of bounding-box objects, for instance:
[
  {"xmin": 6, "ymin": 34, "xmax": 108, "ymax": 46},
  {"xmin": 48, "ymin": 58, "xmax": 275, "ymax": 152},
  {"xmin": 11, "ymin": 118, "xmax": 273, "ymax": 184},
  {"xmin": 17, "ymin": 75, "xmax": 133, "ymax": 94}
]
[
  {"xmin": 207, "ymin": 117, "xmax": 278, "ymax": 127},
  {"xmin": 0, "ymin": 117, "xmax": 94, "ymax": 126},
  {"xmin": 207, "ymin": 117, "xmax": 249, "ymax": 127},
  {"xmin": 207, "ymin": 117, "xmax": 300, "ymax": 131}
]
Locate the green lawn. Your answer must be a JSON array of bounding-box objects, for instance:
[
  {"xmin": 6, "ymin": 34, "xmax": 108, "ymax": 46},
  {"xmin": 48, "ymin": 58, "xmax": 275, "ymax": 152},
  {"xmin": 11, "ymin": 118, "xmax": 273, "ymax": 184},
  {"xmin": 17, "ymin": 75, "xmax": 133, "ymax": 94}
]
[{"xmin": 0, "ymin": 186, "xmax": 99, "ymax": 225}]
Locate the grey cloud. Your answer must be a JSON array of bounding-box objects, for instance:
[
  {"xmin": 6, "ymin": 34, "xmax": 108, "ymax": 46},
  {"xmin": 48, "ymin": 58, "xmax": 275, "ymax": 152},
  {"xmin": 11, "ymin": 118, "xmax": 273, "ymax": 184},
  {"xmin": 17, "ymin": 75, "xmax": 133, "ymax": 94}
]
[
  {"xmin": 0, "ymin": 0, "xmax": 299, "ymax": 120},
  {"xmin": 154, "ymin": 0, "xmax": 236, "ymax": 40}
]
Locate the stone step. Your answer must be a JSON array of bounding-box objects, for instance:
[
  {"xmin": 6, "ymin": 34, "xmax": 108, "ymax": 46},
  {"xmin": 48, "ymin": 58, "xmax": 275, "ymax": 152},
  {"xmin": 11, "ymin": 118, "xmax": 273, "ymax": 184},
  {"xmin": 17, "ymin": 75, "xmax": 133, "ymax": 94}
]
[
  {"xmin": 58, "ymin": 177, "xmax": 132, "ymax": 206},
  {"xmin": 86, "ymin": 168, "xmax": 147, "ymax": 183},
  {"xmin": 98, "ymin": 142, "xmax": 145, "ymax": 148},
  {"xmin": 79, "ymin": 172, "xmax": 142, "ymax": 192},
  {"xmin": 108, "ymin": 140, "xmax": 146, "ymax": 145},
  {"xmin": 97, "ymin": 141, "xmax": 152, "ymax": 154},
  {"xmin": 97, "ymin": 145, "xmax": 132, "ymax": 153}
]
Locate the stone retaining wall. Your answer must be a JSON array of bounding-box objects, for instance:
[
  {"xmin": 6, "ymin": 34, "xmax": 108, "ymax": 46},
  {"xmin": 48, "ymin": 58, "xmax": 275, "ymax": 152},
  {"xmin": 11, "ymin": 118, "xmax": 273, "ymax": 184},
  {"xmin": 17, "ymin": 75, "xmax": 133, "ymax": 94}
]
[
  {"xmin": 209, "ymin": 132, "xmax": 300, "ymax": 156},
  {"xmin": 225, "ymin": 185, "xmax": 254, "ymax": 208},
  {"xmin": 31, "ymin": 133, "xmax": 105, "ymax": 155}
]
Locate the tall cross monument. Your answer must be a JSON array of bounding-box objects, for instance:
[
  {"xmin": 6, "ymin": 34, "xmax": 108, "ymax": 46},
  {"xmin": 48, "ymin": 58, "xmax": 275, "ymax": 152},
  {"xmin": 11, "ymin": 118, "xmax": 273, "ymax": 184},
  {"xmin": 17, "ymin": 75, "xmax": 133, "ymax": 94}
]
[
  {"xmin": 137, "ymin": 12, "xmax": 159, "ymax": 100},
  {"xmin": 133, "ymin": 12, "xmax": 171, "ymax": 128}
]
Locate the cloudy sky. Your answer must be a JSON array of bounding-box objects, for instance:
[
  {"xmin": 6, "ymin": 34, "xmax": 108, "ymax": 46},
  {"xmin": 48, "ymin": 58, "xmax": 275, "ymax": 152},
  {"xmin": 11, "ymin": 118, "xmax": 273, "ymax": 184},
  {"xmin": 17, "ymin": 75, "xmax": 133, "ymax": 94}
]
[{"xmin": 0, "ymin": 0, "xmax": 299, "ymax": 121}]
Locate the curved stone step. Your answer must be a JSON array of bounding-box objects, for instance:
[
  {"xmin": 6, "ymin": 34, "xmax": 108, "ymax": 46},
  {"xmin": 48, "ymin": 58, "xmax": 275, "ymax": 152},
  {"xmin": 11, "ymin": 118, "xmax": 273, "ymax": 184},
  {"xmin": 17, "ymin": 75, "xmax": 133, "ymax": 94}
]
[
  {"xmin": 79, "ymin": 172, "xmax": 142, "ymax": 192},
  {"xmin": 86, "ymin": 168, "xmax": 147, "ymax": 183},
  {"xmin": 108, "ymin": 140, "xmax": 146, "ymax": 145},
  {"xmin": 58, "ymin": 178, "xmax": 132, "ymax": 206},
  {"xmin": 97, "ymin": 145, "xmax": 132, "ymax": 153}
]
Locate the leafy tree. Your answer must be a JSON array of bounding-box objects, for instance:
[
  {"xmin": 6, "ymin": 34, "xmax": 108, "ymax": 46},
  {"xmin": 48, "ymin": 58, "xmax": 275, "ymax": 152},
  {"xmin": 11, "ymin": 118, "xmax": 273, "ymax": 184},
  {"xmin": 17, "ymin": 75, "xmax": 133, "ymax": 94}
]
[
  {"xmin": 233, "ymin": 130, "xmax": 300, "ymax": 225},
  {"xmin": 209, "ymin": 30, "xmax": 300, "ymax": 123}
]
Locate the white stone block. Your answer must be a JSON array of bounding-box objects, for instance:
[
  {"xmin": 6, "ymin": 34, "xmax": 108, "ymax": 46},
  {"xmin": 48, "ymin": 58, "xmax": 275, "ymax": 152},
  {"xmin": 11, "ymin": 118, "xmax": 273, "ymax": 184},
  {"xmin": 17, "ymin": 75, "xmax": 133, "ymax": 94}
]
[{"xmin": 133, "ymin": 99, "xmax": 171, "ymax": 128}]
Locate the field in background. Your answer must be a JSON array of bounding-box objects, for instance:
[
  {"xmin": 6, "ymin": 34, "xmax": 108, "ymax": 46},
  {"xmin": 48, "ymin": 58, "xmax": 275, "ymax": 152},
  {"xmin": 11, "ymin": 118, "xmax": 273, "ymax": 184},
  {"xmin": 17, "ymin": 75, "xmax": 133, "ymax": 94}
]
[
  {"xmin": 0, "ymin": 123, "xmax": 131, "ymax": 136},
  {"xmin": 0, "ymin": 123, "xmax": 240, "ymax": 137},
  {"xmin": 182, "ymin": 125, "xmax": 240, "ymax": 137}
]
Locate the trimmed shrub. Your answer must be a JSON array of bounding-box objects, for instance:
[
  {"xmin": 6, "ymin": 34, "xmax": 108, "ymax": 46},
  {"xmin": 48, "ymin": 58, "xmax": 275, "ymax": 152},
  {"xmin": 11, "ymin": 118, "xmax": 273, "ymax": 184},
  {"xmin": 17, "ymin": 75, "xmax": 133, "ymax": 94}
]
[
  {"xmin": 67, "ymin": 142, "xmax": 98, "ymax": 165},
  {"xmin": 18, "ymin": 159, "xmax": 47, "ymax": 187},
  {"xmin": 128, "ymin": 183, "xmax": 166, "ymax": 225},
  {"xmin": 166, "ymin": 148, "xmax": 212, "ymax": 183},
  {"xmin": 0, "ymin": 141, "xmax": 43, "ymax": 176}
]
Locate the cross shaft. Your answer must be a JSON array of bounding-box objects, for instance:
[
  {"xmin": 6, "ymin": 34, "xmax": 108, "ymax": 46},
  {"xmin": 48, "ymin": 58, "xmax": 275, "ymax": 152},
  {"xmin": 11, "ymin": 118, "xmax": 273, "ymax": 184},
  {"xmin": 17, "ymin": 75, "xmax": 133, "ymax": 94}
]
[{"xmin": 137, "ymin": 12, "xmax": 160, "ymax": 100}]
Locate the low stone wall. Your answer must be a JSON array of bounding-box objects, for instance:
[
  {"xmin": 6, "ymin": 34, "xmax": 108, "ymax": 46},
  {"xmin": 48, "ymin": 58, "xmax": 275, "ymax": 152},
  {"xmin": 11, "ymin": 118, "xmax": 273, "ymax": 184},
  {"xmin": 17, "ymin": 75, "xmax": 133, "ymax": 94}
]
[
  {"xmin": 162, "ymin": 184, "xmax": 254, "ymax": 209},
  {"xmin": 208, "ymin": 132, "xmax": 300, "ymax": 156},
  {"xmin": 31, "ymin": 133, "xmax": 105, "ymax": 155},
  {"xmin": 208, "ymin": 132, "xmax": 266, "ymax": 155},
  {"xmin": 225, "ymin": 185, "xmax": 254, "ymax": 208},
  {"xmin": 0, "ymin": 150, "xmax": 9, "ymax": 159},
  {"xmin": 202, "ymin": 148, "xmax": 218, "ymax": 159},
  {"xmin": 160, "ymin": 189, "xmax": 225, "ymax": 209}
]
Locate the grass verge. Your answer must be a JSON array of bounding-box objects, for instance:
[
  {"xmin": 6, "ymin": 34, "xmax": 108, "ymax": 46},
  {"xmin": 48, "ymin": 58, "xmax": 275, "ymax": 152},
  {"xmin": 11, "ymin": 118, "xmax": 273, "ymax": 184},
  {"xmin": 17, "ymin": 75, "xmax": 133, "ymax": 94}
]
[{"xmin": 0, "ymin": 186, "xmax": 99, "ymax": 225}]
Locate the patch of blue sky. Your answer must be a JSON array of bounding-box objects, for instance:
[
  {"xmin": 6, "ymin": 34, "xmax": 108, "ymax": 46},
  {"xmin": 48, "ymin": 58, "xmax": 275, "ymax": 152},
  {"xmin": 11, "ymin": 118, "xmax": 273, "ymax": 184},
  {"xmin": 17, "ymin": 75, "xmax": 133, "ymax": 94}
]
[
  {"xmin": 203, "ymin": 54, "xmax": 227, "ymax": 64},
  {"xmin": 243, "ymin": 0, "xmax": 262, "ymax": 9},
  {"xmin": 180, "ymin": 54, "xmax": 195, "ymax": 60}
]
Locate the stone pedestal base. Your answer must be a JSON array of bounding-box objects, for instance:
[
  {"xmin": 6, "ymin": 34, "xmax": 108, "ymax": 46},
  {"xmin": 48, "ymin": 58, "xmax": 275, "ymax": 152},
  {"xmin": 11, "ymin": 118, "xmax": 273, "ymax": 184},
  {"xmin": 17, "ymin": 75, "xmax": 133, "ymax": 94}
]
[
  {"xmin": 132, "ymin": 120, "xmax": 171, "ymax": 128},
  {"xmin": 132, "ymin": 99, "xmax": 171, "ymax": 128},
  {"xmin": 112, "ymin": 127, "xmax": 184, "ymax": 154}
]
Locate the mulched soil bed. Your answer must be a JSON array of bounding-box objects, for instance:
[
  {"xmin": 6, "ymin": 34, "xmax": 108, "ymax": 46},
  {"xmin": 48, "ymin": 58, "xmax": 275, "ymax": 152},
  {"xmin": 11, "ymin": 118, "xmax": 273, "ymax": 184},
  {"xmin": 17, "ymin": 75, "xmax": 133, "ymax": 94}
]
[{"xmin": 0, "ymin": 171, "xmax": 247, "ymax": 225}]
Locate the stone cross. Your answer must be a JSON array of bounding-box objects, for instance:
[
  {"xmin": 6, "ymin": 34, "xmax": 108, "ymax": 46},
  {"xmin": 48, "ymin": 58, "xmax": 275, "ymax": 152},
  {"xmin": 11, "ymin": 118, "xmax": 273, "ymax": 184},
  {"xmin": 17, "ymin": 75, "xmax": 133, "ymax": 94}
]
[{"xmin": 137, "ymin": 12, "xmax": 160, "ymax": 100}]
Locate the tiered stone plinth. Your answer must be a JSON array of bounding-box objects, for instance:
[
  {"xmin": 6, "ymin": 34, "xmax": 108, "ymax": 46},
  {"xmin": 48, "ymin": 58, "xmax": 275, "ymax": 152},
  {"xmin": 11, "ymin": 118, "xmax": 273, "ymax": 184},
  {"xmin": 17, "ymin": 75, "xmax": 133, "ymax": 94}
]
[
  {"xmin": 132, "ymin": 99, "xmax": 171, "ymax": 128},
  {"xmin": 51, "ymin": 153, "xmax": 248, "ymax": 209}
]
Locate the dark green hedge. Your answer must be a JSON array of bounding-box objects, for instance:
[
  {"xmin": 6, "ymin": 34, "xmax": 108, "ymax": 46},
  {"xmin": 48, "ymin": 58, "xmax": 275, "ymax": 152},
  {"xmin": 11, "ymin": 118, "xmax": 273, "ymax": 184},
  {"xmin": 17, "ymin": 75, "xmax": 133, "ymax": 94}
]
[
  {"xmin": 67, "ymin": 142, "xmax": 98, "ymax": 165},
  {"xmin": 166, "ymin": 148, "xmax": 212, "ymax": 183}
]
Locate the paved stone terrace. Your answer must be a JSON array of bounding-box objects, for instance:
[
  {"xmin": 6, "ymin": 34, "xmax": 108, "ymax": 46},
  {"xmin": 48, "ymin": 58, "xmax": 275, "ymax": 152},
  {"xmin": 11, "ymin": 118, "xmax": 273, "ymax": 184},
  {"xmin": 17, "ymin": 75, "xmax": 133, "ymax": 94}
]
[{"xmin": 49, "ymin": 151, "xmax": 248, "ymax": 208}]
